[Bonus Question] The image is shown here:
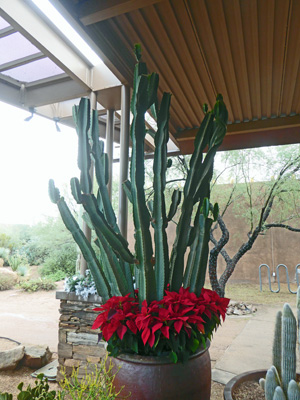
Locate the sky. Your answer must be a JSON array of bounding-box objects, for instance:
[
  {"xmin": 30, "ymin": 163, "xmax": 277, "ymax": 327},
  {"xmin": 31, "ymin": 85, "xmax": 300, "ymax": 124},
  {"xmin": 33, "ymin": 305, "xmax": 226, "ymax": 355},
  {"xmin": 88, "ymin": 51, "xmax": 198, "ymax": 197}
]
[{"xmin": 0, "ymin": 101, "xmax": 79, "ymax": 225}]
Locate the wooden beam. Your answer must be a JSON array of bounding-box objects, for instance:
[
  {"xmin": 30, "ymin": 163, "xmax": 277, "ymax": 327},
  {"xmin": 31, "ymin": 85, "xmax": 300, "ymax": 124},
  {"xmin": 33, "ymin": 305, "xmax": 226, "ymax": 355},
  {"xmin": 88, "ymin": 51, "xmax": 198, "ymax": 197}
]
[
  {"xmin": 178, "ymin": 125, "xmax": 300, "ymax": 154},
  {"xmin": 80, "ymin": 0, "xmax": 165, "ymax": 25},
  {"xmin": 175, "ymin": 115, "xmax": 300, "ymax": 142},
  {"xmin": 175, "ymin": 116, "xmax": 300, "ymax": 154}
]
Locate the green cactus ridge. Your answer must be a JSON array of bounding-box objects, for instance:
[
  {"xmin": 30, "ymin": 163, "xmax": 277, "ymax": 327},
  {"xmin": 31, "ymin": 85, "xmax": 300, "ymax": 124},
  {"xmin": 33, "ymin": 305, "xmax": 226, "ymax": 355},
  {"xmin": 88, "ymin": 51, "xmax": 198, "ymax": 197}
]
[
  {"xmin": 282, "ymin": 304, "xmax": 297, "ymax": 395},
  {"xmin": 287, "ymin": 380, "xmax": 300, "ymax": 400},
  {"xmin": 273, "ymin": 386, "xmax": 287, "ymax": 400},
  {"xmin": 273, "ymin": 311, "xmax": 282, "ymax": 377},
  {"xmin": 49, "ymin": 49, "xmax": 228, "ymax": 304},
  {"xmin": 266, "ymin": 368, "xmax": 281, "ymax": 400}
]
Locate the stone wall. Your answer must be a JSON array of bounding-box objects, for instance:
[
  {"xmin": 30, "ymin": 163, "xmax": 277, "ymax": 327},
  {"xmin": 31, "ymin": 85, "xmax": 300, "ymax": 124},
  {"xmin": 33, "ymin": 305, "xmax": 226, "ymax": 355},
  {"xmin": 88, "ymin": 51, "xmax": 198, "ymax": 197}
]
[{"xmin": 56, "ymin": 291, "xmax": 106, "ymax": 381}]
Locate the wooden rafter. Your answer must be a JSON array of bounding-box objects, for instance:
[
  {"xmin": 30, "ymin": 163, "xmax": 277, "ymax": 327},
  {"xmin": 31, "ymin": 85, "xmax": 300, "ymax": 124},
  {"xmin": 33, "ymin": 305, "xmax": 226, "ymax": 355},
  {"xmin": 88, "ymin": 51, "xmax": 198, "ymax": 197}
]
[{"xmin": 78, "ymin": 0, "xmax": 166, "ymax": 25}]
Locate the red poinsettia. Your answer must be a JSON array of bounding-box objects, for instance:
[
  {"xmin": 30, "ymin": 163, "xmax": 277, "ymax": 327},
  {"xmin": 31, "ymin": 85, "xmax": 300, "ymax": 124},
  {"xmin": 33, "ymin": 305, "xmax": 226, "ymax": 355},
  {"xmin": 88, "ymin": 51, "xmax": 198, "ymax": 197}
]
[{"xmin": 92, "ymin": 287, "xmax": 229, "ymax": 361}]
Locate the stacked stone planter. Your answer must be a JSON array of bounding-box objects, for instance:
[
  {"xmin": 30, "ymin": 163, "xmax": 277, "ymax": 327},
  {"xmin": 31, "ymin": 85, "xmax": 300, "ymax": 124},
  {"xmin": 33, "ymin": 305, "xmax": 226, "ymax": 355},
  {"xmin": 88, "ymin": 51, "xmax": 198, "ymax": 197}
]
[{"xmin": 56, "ymin": 291, "xmax": 106, "ymax": 381}]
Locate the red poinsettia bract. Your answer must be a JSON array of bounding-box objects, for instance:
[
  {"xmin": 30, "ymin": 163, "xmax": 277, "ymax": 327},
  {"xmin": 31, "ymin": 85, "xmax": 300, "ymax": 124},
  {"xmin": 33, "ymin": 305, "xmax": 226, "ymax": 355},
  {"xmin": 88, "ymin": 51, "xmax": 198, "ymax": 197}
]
[{"xmin": 92, "ymin": 287, "xmax": 229, "ymax": 351}]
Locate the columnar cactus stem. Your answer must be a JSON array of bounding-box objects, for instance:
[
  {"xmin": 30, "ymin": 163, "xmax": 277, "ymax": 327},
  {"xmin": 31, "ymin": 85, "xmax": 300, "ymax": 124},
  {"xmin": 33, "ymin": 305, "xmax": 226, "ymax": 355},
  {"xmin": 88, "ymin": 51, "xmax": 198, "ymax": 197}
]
[
  {"xmin": 297, "ymin": 287, "xmax": 300, "ymax": 351},
  {"xmin": 287, "ymin": 380, "xmax": 300, "ymax": 400},
  {"xmin": 273, "ymin": 386, "xmax": 287, "ymax": 400},
  {"xmin": 265, "ymin": 368, "xmax": 281, "ymax": 400},
  {"xmin": 282, "ymin": 304, "xmax": 297, "ymax": 395},
  {"xmin": 273, "ymin": 311, "xmax": 282, "ymax": 378}
]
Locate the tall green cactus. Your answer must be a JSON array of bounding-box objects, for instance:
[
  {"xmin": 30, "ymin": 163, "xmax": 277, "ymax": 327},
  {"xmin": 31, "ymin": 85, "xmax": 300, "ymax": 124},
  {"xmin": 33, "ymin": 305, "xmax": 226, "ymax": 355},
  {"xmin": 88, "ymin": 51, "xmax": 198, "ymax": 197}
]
[
  {"xmin": 49, "ymin": 46, "xmax": 228, "ymax": 304},
  {"xmin": 260, "ymin": 303, "xmax": 300, "ymax": 399}
]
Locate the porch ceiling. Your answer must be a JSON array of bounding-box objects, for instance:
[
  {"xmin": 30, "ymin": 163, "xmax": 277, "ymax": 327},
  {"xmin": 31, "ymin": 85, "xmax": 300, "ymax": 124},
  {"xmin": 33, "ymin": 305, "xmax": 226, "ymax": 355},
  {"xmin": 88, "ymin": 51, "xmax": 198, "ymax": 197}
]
[{"xmin": 58, "ymin": 0, "xmax": 300, "ymax": 154}]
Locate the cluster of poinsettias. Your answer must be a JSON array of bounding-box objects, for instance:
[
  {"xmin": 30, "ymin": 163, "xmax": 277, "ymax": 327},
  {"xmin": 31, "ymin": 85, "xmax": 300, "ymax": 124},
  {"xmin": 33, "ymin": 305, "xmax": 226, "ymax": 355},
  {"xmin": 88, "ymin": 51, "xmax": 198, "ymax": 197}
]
[{"xmin": 92, "ymin": 287, "xmax": 229, "ymax": 361}]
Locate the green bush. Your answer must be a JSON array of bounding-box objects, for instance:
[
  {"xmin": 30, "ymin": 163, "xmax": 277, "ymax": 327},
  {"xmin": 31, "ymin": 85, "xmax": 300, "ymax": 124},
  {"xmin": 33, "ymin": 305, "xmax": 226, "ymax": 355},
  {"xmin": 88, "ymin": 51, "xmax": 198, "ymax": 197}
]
[
  {"xmin": 43, "ymin": 270, "xmax": 66, "ymax": 282},
  {"xmin": 17, "ymin": 265, "xmax": 28, "ymax": 277},
  {"xmin": 18, "ymin": 278, "xmax": 56, "ymax": 292},
  {"xmin": 8, "ymin": 253, "xmax": 28, "ymax": 271},
  {"xmin": 0, "ymin": 358, "xmax": 125, "ymax": 399},
  {"xmin": 0, "ymin": 247, "xmax": 10, "ymax": 264},
  {"xmin": 40, "ymin": 244, "xmax": 77, "ymax": 278},
  {"xmin": 21, "ymin": 240, "xmax": 49, "ymax": 266},
  {"xmin": 0, "ymin": 273, "xmax": 16, "ymax": 291}
]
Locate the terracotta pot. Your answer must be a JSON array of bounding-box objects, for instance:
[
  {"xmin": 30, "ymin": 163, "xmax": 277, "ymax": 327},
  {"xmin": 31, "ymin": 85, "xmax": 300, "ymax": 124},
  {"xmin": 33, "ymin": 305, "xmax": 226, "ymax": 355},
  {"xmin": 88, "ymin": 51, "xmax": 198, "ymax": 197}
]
[{"xmin": 109, "ymin": 341, "xmax": 211, "ymax": 400}]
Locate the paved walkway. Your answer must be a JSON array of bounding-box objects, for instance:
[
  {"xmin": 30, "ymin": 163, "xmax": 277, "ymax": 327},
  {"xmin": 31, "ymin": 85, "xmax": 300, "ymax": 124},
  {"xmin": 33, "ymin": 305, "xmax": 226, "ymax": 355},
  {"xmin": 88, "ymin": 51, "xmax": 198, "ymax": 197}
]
[
  {"xmin": 210, "ymin": 303, "xmax": 300, "ymax": 384},
  {"xmin": 0, "ymin": 287, "xmax": 298, "ymax": 385}
]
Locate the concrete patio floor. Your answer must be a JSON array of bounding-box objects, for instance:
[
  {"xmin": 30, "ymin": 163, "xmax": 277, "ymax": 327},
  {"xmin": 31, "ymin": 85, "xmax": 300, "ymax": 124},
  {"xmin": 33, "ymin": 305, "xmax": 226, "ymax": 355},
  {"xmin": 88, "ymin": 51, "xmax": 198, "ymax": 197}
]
[{"xmin": 0, "ymin": 287, "xmax": 297, "ymax": 385}]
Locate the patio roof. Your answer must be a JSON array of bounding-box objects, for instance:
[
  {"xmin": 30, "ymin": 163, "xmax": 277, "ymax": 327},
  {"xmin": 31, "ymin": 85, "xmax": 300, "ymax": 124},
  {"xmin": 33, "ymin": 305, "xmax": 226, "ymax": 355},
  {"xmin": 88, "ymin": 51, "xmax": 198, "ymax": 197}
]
[
  {"xmin": 0, "ymin": 0, "xmax": 299, "ymax": 155},
  {"xmin": 56, "ymin": 0, "xmax": 300, "ymax": 154}
]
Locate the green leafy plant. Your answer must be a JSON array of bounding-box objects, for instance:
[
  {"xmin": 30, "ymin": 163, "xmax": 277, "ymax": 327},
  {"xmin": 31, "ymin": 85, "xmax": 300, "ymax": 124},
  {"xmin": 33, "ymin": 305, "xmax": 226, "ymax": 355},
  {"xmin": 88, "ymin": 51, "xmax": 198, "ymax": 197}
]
[
  {"xmin": 49, "ymin": 45, "xmax": 228, "ymax": 305},
  {"xmin": 18, "ymin": 278, "xmax": 56, "ymax": 292},
  {"xmin": 16, "ymin": 374, "xmax": 56, "ymax": 400},
  {"xmin": 58, "ymin": 358, "xmax": 126, "ymax": 400},
  {"xmin": 0, "ymin": 393, "xmax": 13, "ymax": 400},
  {"xmin": 17, "ymin": 265, "xmax": 28, "ymax": 277},
  {"xmin": 8, "ymin": 253, "xmax": 27, "ymax": 272},
  {"xmin": 0, "ymin": 247, "xmax": 10, "ymax": 263}
]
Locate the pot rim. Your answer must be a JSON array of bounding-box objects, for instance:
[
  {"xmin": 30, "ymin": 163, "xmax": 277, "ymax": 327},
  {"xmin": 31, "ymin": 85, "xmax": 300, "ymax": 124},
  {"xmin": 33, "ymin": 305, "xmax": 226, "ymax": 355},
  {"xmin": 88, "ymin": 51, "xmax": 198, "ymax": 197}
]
[
  {"xmin": 115, "ymin": 339, "xmax": 210, "ymax": 365},
  {"xmin": 223, "ymin": 370, "xmax": 266, "ymax": 400}
]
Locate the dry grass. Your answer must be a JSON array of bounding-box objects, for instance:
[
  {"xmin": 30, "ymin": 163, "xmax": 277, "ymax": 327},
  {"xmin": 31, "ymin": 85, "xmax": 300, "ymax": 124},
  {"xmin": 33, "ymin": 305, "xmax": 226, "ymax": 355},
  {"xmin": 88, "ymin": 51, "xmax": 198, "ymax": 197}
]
[{"xmin": 225, "ymin": 282, "xmax": 299, "ymax": 305}]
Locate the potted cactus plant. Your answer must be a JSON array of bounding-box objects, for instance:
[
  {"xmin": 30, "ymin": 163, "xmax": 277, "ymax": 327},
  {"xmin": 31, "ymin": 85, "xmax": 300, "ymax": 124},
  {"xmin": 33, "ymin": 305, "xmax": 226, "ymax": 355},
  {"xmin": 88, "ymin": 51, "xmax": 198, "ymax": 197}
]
[
  {"xmin": 49, "ymin": 46, "xmax": 229, "ymax": 400},
  {"xmin": 224, "ymin": 292, "xmax": 300, "ymax": 400}
]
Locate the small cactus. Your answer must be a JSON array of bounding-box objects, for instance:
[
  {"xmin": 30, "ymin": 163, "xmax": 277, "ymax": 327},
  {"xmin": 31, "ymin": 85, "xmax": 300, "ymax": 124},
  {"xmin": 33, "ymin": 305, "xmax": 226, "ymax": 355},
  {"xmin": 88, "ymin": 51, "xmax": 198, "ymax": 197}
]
[{"xmin": 262, "ymin": 301, "xmax": 299, "ymax": 399}]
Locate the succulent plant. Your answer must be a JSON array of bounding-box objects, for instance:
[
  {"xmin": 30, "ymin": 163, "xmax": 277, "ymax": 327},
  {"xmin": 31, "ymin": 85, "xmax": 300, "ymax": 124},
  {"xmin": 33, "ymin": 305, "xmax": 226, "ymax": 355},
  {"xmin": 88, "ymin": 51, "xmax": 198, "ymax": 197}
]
[
  {"xmin": 49, "ymin": 45, "xmax": 228, "ymax": 304},
  {"xmin": 259, "ymin": 303, "xmax": 300, "ymax": 399}
]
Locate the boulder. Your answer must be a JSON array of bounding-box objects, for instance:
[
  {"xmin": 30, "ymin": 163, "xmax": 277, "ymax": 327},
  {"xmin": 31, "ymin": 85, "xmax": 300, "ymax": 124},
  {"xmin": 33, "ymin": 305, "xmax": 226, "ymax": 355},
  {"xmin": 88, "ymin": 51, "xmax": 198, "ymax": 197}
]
[
  {"xmin": 0, "ymin": 338, "xmax": 24, "ymax": 370},
  {"xmin": 23, "ymin": 345, "xmax": 52, "ymax": 369}
]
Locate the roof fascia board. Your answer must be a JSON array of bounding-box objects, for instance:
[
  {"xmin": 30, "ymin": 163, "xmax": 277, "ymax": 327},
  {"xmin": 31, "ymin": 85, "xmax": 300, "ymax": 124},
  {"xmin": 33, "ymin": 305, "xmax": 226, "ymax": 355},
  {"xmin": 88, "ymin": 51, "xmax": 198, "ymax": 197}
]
[{"xmin": 25, "ymin": 79, "xmax": 90, "ymax": 107}]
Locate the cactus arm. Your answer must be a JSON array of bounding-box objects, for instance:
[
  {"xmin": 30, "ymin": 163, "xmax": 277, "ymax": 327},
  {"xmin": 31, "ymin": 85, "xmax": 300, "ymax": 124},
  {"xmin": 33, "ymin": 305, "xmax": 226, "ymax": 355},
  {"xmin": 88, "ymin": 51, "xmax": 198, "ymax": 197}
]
[
  {"xmin": 130, "ymin": 59, "xmax": 158, "ymax": 303},
  {"xmin": 72, "ymin": 99, "xmax": 92, "ymax": 194},
  {"xmin": 152, "ymin": 92, "xmax": 171, "ymax": 300},
  {"xmin": 183, "ymin": 211, "xmax": 213, "ymax": 296},
  {"xmin": 170, "ymin": 96, "xmax": 228, "ymax": 292},
  {"xmin": 297, "ymin": 287, "xmax": 300, "ymax": 351},
  {"xmin": 81, "ymin": 194, "xmax": 135, "ymax": 264},
  {"xmin": 122, "ymin": 180, "xmax": 133, "ymax": 204},
  {"xmin": 265, "ymin": 368, "xmax": 281, "ymax": 400},
  {"xmin": 273, "ymin": 386, "xmax": 287, "ymax": 400},
  {"xmin": 90, "ymin": 110, "xmax": 120, "ymax": 233},
  {"xmin": 287, "ymin": 380, "xmax": 300, "ymax": 400},
  {"xmin": 282, "ymin": 303, "xmax": 297, "ymax": 395},
  {"xmin": 49, "ymin": 181, "xmax": 111, "ymax": 301},
  {"xmin": 167, "ymin": 189, "xmax": 182, "ymax": 221},
  {"xmin": 96, "ymin": 235, "xmax": 129, "ymax": 296},
  {"xmin": 273, "ymin": 311, "xmax": 282, "ymax": 378}
]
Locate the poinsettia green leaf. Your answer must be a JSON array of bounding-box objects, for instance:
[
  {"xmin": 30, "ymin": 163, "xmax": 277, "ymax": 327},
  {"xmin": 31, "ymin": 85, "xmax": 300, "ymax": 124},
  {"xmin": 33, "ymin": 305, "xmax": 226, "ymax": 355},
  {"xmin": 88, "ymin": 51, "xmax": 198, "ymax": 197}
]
[{"xmin": 170, "ymin": 351, "xmax": 178, "ymax": 363}]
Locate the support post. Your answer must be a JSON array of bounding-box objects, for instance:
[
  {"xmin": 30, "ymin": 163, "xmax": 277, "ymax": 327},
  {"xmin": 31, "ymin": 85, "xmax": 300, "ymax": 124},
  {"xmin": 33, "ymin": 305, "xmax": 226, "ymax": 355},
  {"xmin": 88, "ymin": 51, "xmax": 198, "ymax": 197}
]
[
  {"xmin": 118, "ymin": 85, "xmax": 130, "ymax": 239},
  {"xmin": 106, "ymin": 109, "xmax": 115, "ymax": 200},
  {"xmin": 80, "ymin": 91, "xmax": 97, "ymax": 275}
]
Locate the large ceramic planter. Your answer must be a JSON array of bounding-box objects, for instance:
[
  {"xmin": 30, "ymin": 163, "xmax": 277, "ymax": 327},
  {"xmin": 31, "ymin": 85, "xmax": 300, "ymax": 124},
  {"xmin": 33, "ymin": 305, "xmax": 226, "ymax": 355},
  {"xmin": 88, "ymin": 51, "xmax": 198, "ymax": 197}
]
[{"xmin": 108, "ymin": 341, "xmax": 211, "ymax": 400}]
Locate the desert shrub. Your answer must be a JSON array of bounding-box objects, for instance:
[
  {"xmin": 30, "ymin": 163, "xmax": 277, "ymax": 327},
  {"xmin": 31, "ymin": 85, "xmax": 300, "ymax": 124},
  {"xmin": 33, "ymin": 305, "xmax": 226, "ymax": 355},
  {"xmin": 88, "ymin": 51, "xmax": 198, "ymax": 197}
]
[
  {"xmin": 17, "ymin": 265, "xmax": 28, "ymax": 277},
  {"xmin": 18, "ymin": 278, "xmax": 57, "ymax": 292},
  {"xmin": 44, "ymin": 270, "xmax": 66, "ymax": 282},
  {"xmin": 0, "ymin": 273, "xmax": 16, "ymax": 290},
  {"xmin": 40, "ymin": 243, "xmax": 77, "ymax": 278},
  {"xmin": 8, "ymin": 252, "xmax": 28, "ymax": 271},
  {"xmin": 0, "ymin": 247, "xmax": 10, "ymax": 264},
  {"xmin": 21, "ymin": 239, "xmax": 49, "ymax": 266}
]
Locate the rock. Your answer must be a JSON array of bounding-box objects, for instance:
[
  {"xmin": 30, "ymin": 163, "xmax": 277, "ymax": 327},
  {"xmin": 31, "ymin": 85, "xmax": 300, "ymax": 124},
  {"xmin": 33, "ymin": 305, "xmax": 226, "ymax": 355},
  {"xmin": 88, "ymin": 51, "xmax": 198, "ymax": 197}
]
[
  {"xmin": 0, "ymin": 339, "xmax": 24, "ymax": 370},
  {"xmin": 23, "ymin": 345, "xmax": 52, "ymax": 369},
  {"xmin": 226, "ymin": 302, "xmax": 258, "ymax": 316}
]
